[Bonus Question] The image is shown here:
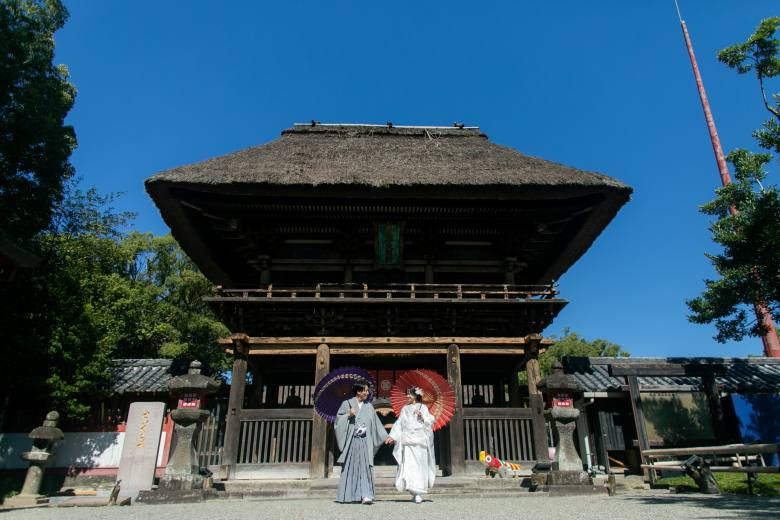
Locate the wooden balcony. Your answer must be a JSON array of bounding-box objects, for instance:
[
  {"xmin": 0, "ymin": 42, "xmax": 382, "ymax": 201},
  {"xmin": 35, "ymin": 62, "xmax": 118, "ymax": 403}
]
[
  {"xmin": 206, "ymin": 283, "xmax": 567, "ymax": 338},
  {"xmin": 211, "ymin": 282, "xmax": 558, "ymax": 302}
]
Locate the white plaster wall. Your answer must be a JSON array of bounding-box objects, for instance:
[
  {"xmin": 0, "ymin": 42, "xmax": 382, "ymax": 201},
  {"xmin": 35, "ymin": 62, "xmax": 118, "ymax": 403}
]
[
  {"xmin": 0, "ymin": 432, "xmax": 123, "ymax": 469},
  {"xmin": 0, "ymin": 430, "xmax": 168, "ymax": 470}
]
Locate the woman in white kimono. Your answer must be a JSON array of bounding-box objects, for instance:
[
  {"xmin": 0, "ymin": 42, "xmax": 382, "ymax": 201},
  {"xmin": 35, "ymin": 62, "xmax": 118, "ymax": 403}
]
[
  {"xmin": 335, "ymin": 383, "xmax": 387, "ymax": 505},
  {"xmin": 385, "ymin": 387, "xmax": 436, "ymax": 503}
]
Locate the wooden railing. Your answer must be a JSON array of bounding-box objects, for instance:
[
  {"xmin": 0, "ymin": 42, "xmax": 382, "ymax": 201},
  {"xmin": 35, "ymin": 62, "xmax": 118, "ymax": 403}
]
[
  {"xmin": 463, "ymin": 408, "xmax": 538, "ymax": 462},
  {"xmin": 195, "ymin": 402, "xmax": 225, "ymax": 467},
  {"xmin": 236, "ymin": 409, "xmax": 313, "ymax": 464},
  {"xmin": 211, "ymin": 283, "xmax": 559, "ymax": 302}
]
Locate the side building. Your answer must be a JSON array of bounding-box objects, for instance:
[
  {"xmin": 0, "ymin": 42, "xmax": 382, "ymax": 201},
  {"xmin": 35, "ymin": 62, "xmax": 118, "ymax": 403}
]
[
  {"xmin": 563, "ymin": 356, "xmax": 780, "ymax": 474},
  {"xmin": 145, "ymin": 123, "xmax": 631, "ymax": 479}
]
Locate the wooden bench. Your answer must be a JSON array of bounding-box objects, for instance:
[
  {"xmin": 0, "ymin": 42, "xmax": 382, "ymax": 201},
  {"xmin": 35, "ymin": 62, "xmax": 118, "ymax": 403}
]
[{"xmin": 641, "ymin": 443, "xmax": 779, "ymax": 494}]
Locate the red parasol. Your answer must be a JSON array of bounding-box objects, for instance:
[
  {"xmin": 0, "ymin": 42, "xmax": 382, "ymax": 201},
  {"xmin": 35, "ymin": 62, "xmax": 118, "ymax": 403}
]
[{"xmin": 390, "ymin": 369, "xmax": 456, "ymax": 431}]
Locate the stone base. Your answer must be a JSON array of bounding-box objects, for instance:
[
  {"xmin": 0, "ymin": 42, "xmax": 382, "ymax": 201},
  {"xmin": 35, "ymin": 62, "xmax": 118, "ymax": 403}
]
[
  {"xmin": 4, "ymin": 494, "xmax": 49, "ymax": 508},
  {"xmin": 546, "ymin": 470, "xmax": 592, "ymax": 486},
  {"xmin": 157, "ymin": 474, "xmax": 204, "ymax": 491},
  {"xmin": 543, "ymin": 470, "xmax": 607, "ymax": 496},
  {"xmin": 135, "ymin": 489, "xmax": 219, "ymax": 504},
  {"xmin": 543, "ymin": 484, "xmax": 609, "ymax": 496},
  {"xmin": 53, "ymin": 497, "xmax": 132, "ymax": 507}
]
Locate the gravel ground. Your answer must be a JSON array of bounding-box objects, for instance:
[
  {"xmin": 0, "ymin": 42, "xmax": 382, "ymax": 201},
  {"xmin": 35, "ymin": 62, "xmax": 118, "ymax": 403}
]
[{"xmin": 2, "ymin": 492, "xmax": 779, "ymax": 520}]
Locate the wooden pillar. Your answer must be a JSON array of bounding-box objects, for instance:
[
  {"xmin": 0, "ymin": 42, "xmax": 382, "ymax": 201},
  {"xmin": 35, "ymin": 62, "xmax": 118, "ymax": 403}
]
[
  {"xmin": 424, "ymin": 259, "xmax": 434, "ymax": 284},
  {"xmin": 593, "ymin": 409, "xmax": 611, "ymax": 473},
  {"xmin": 222, "ymin": 336, "xmax": 248, "ymax": 479},
  {"xmin": 310, "ymin": 343, "xmax": 330, "ymax": 478},
  {"xmin": 344, "ymin": 260, "xmax": 353, "ymax": 284},
  {"xmin": 702, "ymin": 374, "xmax": 726, "ymax": 443},
  {"xmin": 248, "ymin": 360, "xmax": 265, "ymax": 408},
  {"xmin": 264, "ymin": 381, "xmax": 280, "ymax": 407},
  {"xmin": 446, "ymin": 343, "xmax": 466, "ymax": 475},
  {"xmin": 575, "ymin": 398, "xmax": 592, "ymax": 469},
  {"xmin": 508, "ymin": 361, "xmax": 522, "ymax": 407},
  {"xmin": 626, "ymin": 375, "xmax": 652, "ymax": 482},
  {"xmin": 525, "ymin": 337, "xmax": 549, "ymax": 461},
  {"xmin": 526, "ymin": 357, "xmax": 541, "ymax": 396}
]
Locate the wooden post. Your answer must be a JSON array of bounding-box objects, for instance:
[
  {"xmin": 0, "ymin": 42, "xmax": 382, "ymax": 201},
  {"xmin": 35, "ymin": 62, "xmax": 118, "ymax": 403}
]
[
  {"xmin": 508, "ymin": 361, "xmax": 522, "ymax": 407},
  {"xmin": 593, "ymin": 410, "xmax": 611, "ymax": 473},
  {"xmin": 446, "ymin": 343, "xmax": 466, "ymax": 475},
  {"xmin": 575, "ymin": 398, "xmax": 592, "ymax": 469},
  {"xmin": 526, "ymin": 358, "xmax": 541, "ymax": 396},
  {"xmin": 525, "ymin": 338, "xmax": 549, "ymax": 461},
  {"xmin": 248, "ymin": 360, "xmax": 265, "ymax": 408},
  {"xmin": 222, "ymin": 337, "xmax": 248, "ymax": 479},
  {"xmin": 626, "ymin": 375, "xmax": 652, "ymax": 482},
  {"xmin": 702, "ymin": 374, "xmax": 726, "ymax": 443},
  {"xmin": 310, "ymin": 343, "xmax": 330, "ymax": 478}
]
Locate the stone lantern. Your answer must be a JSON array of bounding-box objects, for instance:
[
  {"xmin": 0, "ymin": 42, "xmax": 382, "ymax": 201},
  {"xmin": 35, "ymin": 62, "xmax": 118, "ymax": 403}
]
[
  {"xmin": 158, "ymin": 360, "xmax": 219, "ymax": 491},
  {"xmin": 6, "ymin": 411, "xmax": 64, "ymax": 507},
  {"xmin": 538, "ymin": 362, "xmax": 602, "ymax": 495}
]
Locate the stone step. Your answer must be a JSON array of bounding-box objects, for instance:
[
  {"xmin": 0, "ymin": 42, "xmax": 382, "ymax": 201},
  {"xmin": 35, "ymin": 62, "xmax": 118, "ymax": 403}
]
[{"xmin": 221, "ymin": 476, "xmax": 533, "ymax": 500}]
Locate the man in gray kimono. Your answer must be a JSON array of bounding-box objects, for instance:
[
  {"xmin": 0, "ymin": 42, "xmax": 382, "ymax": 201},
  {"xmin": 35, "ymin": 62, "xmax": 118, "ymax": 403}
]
[{"xmin": 335, "ymin": 384, "xmax": 387, "ymax": 504}]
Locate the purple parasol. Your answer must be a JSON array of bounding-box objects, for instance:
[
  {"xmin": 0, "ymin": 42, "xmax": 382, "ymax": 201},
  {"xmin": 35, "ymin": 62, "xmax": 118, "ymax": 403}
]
[{"xmin": 313, "ymin": 366, "xmax": 375, "ymax": 423}]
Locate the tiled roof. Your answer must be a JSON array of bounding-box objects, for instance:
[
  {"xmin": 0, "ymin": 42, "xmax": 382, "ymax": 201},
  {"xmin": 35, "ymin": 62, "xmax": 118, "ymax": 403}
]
[
  {"xmin": 562, "ymin": 357, "xmax": 780, "ymax": 394},
  {"xmin": 109, "ymin": 359, "xmax": 189, "ymax": 394}
]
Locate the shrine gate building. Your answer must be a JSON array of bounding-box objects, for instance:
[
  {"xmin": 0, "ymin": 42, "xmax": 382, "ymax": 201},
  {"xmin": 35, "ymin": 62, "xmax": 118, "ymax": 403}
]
[{"xmin": 145, "ymin": 123, "xmax": 631, "ymax": 479}]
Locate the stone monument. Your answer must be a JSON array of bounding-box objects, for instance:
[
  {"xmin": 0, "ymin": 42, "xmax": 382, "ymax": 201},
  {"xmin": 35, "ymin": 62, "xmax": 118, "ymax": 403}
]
[
  {"xmin": 538, "ymin": 362, "xmax": 606, "ymax": 495},
  {"xmin": 116, "ymin": 401, "xmax": 166, "ymax": 495},
  {"xmin": 5, "ymin": 411, "xmax": 63, "ymax": 507}
]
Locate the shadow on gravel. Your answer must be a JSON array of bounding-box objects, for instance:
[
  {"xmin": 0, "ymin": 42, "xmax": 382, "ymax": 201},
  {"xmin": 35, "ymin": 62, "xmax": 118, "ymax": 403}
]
[{"xmin": 622, "ymin": 494, "xmax": 780, "ymax": 520}]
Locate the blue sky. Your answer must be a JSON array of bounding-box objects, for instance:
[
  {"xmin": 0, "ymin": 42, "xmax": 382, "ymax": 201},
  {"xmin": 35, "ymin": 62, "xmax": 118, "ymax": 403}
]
[{"xmin": 55, "ymin": 1, "xmax": 779, "ymax": 358}]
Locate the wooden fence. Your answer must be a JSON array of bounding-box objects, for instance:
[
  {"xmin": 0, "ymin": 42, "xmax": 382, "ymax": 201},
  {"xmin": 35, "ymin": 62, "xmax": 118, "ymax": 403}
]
[
  {"xmin": 463, "ymin": 408, "xmax": 537, "ymax": 462},
  {"xmin": 236, "ymin": 409, "xmax": 313, "ymax": 464},
  {"xmin": 195, "ymin": 400, "xmax": 226, "ymax": 468},
  {"xmin": 195, "ymin": 404, "xmax": 543, "ymax": 472}
]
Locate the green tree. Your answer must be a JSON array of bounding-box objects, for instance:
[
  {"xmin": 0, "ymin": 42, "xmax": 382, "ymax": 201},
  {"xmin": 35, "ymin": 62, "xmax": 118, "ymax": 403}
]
[
  {"xmin": 1, "ymin": 184, "xmax": 229, "ymax": 422},
  {"xmin": 537, "ymin": 329, "xmax": 629, "ymax": 377},
  {"xmin": 687, "ymin": 17, "xmax": 780, "ymax": 342},
  {"xmin": 2, "ymin": 186, "xmax": 134, "ymax": 420},
  {"xmin": 115, "ymin": 232, "xmax": 230, "ymax": 368},
  {"xmin": 517, "ymin": 329, "xmax": 628, "ymax": 386},
  {"xmin": 0, "ymin": 0, "xmax": 76, "ymax": 242}
]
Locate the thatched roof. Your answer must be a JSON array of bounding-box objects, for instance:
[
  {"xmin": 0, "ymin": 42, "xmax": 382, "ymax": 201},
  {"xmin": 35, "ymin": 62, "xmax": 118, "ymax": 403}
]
[
  {"xmin": 147, "ymin": 124, "xmax": 630, "ymax": 192},
  {"xmin": 145, "ymin": 124, "xmax": 632, "ymax": 286}
]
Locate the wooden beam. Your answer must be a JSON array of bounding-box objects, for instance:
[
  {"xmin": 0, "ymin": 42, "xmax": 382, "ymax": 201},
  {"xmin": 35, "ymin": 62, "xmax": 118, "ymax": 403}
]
[
  {"xmin": 309, "ymin": 343, "xmax": 330, "ymax": 478},
  {"xmin": 462, "ymin": 408, "xmax": 536, "ymax": 419},
  {"xmin": 643, "ymin": 443, "xmax": 779, "ymax": 457},
  {"xmin": 447, "ymin": 344, "xmax": 466, "ymax": 475},
  {"xmin": 218, "ymin": 336, "xmax": 554, "ymax": 346},
  {"xmin": 454, "ymin": 348, "xmax": 526, "ymax": 355},
  {"xmin": 609, "ymin": 362, "xmax": 727, "ymax": 377},
  {"xmin": 332, "ymin": 348, "xmax": 449, "ymax": 355},
  {"xmin": 231, "ymin": 346, "xmax": 529, "ymax": 356},
  {"xmin": 243, "ymin": 349, "xmax": 317, "ymax": 355},
  {"xmin": 240, "ymin": 408, "xmax": 313, "ymax": 420}
]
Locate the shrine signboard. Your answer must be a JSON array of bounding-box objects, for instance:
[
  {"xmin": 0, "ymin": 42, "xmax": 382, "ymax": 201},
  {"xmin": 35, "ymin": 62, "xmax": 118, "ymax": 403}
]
[{"xmin": 116, "ymin": 402, "xmax": 166, "ymax": 494}]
